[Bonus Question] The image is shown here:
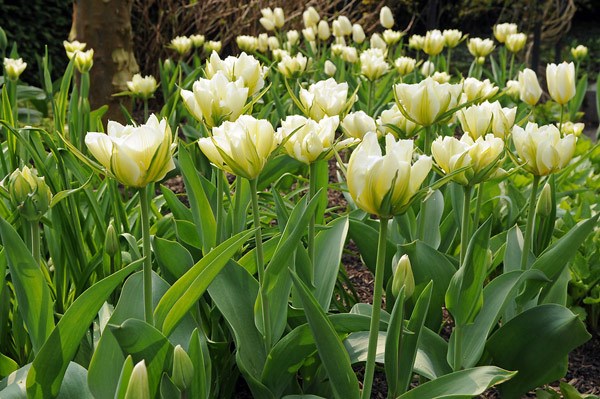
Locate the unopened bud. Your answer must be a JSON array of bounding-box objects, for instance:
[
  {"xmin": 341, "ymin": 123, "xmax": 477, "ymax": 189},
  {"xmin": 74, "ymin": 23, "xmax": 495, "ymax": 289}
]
[
  {"xmin": 7, "ymin": 166, "xmax": 52, "ymax": 221},
  {"xmin": 535, "ymin": 183, "xmax": 553, "ymax": 217},
  {"xmin": 105, "ymin": 223, "xmax": 119, "ymax": 258},
  {"xmin": 124, "ymin": 360, "xmax": 150, "ymax": 399},
  {"xmin": 392, "ymin": 254, "xmax": 415, "ymax": 298},
  {"xmin": 172, "ymin": 344, "xmax": 194, "ymax": 391}
]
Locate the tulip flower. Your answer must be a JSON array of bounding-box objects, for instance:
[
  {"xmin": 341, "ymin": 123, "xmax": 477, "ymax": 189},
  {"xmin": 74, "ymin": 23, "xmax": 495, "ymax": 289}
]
[
  {"xmin": 317, "ymin": 20, "xmax": 331, "ymax": 41},
  {"xmin": 467, "ymin": 37, "xmax": 495, "ymax": 58},
  {"xmin": 189, "ymin": 34, "xmax": 205, "ymax": 48},
  {"xmin": 340, "ymin": 46, "xmax": 358, "ymax": 63},
  {"xmin": 341, "ymin": 111, "xmax": 377, "ymax": 139},
  {"xmin": 504, "ymin": 79, "xmax": 520, "ymax": 100},
  {"xmin": 286, "ymin": 30, "xmax": 300, "ymax": 46},
  {"xmin": 394, "ymin": 56, "xmax": 416, "ymax": 76},
  {"xmin": 180, "ymin": 71, "xmax": 249, "ymax": 128},
  {"xmin": 85, "ymin": 114, "xmax": 175, "ymax": 188},
  {"xmin": 169, "ymin": 36, "xmax": 193, "ymax": 55},
  {"xmin": 490, "ymin": 103, "xmax": 517, "ymax": 138},
  {"xmin": 303, "ymin": 6, "xmax": 320, "ymax": 29},
  {"xmin": 383, "ymin": 30, "xmax": 402, "ymax": 45},
  {"xmin": 347, "ymin": 132, "xmax": 432, "ymax": 218},
  {"xmin": 257, "ymin": 33, "xmax": 269, "ymax": 52},
  {"xmin": 493, "ymin": 23, "xmax": 518, "ymax": 43},
  {"xmin": 204, "ymin": 40, "xmax": 222, "ymax": 53},
  {"xmin": 299, "ymin": 78, "xmax": 354, "ymax": 121},
  {"xmin": 73, "ymin": 49, "xmax": 94, "ymax": 73},
  {"xmin": 461, "ymin": 77, "xmax": 499, "ymax": 103},
  {"xmin": 278, "ymin": 115, "xmax": 353, "ymax": 164},
  {"xmin": 198, "ymin": 115, "xmax": 278, "ymax": 180},
  {"xmin": 260, "ymin": 7, "xmax": 284, "ymax": 31},
  {"xmin": 559, "ymin": 121, "xmax": 584, "ymax": 137},
  {"xmin": 421, "ymin": 60, "xmax": 435, "ymax": 76},
  {"xmin": 432, "ymin": 71, "xmax": 451, "ymax": 83},
  {"xmin": 63, "ymin": 40, "xmax": 86, "ymax": 59},
  {"xmin": 205, "ymin": 51, "xmax": 266, "ymax": 96},
  {"xmin": 324, "ymin": 60, "xmax": 337, "ymax": 76},
  {"xmin": 376, "ymin": 104, "xmax": 418, "ymax": 138},
  {"xmin": 518, "ymin": 68, "xmax": 542, "ymax": 106},
  {"xmin": 431, "ymin": 133, "xmax": 504, "ymax": 186},
  {"xmin": 408, "ymin": 34, "xmax": 424, "ymax": 51},
  {"xmin": 505, "ymin": 32, "xmax": 527, "ymax": 53},
  {"xmin": 423, "ymin": 29, "xmax": 445, "ymax": 56},
  {"xmin": 380, "ymin": 6, "xmax": 394, "ymax": 29},
  {"xmin": 394, "ymin": 77, "xmax": 462, "ymax": 127},
  {"xmin": 546, "ymin": 62, "xmax": 576, "ymax": 105},
  {"xmin": 360, "ymin": 48, "xmax": 389, "ymax": 81},
  {"xmin": 126, "ymin": 74, "xmax": 158, "ymax": 100},
  {"xmin": 443, "ymin": 29, "xmax": 463, "ymax": 48},
  {"xmin": 278, "ymin": 53, "xmax": 310, "ymax": 78},
  {"xmin": 571, "ymin": 45, "xmax": 588, "ymax": 61},
  {"xmin": 125, "ymin": 361, "xmax": 150, "ymax": 399},
  {"xmin": 370, "ymin": 33, "xmax": 387, "ymax": 51},
  {"xmin": 512, "ymin": 122, "xmax": 576, "ymax": 176},
  {"xmin": 3, "ymin": 57, "xmax": 27, "ymax": 81},
  {"xmin": 457, "ymin": 101, "xmax": 494, "ymax": 138},
  {"xmin": 236, "ymin": 35, "xmax": 258, "ymax": 52}
]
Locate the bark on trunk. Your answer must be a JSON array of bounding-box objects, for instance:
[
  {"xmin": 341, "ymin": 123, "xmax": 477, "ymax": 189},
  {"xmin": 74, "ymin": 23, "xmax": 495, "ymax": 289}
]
[{"xmin": 71, "ymin": 0, "xmax": 138, "ymax": 123}]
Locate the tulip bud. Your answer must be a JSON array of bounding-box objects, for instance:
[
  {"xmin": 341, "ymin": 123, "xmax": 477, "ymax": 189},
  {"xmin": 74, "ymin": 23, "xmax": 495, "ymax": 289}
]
[
  {"xmin": 380, "ymin": 6, "xmax": 394, "ymax": 29},
  {"xmin": 257, "ymin": 33, "xmax": 269, "ymax": 52},
  {"xmin": 504, "ymin": 79, "xmax": 520, "ymax": 100},
  {"xmin": 392, "ymin": 255, "xmax": 414, "ymax": 298},
  {"xmin": 172, "ymin": 345, "xmax": 194, "ymax": 391},
  {"xmin": 287, "ymin": 30, "xmax": 300, "ymax": 46},
  {"xmin": 337, "ymin": 16, "xmax": 352, "ymax": 36},
  {"xmin": 237, "ymin": 35, "xmax": 258, "ymax": 52},
  {"xmin": 124, "ymin": 361, "xmax": 150, "ymax": 399},
  {"xmin": 267, "ymin": 36, "xmax": 279, "ymax": 51},
  {"xmin": 7, "ymin": 166, "xmax": 52, "ymax": 221},
  {"xmin": 370, "ymin": 33, "xmax": 387, "ymax": 51},
  {"xmin": 518, "ymin": 68, "xmax": 542, "ymax": 106},
  {"xmin": 432, "ymin": 71, "xmax": 451, "ymax": 83},
  {"xmin": 317, "ymin": 20, "xmax": 331, "ymax": 41},
  {"xmin": 546, "ymin": 62, "xmax": 576, "ymax": 105},
  {"xmin": 559, "ymin": 121, "xmax": 584, "ymax": 137},
  {"xmin": 341, "ymin": 46, "xmax": 358, "ymax": 63},
  {"xmin": 571, "ymin": 45, "xmax": 588, "ymax": 61},
  {"xmin": 352, "ymin": 24, "xmax": 365, "ymax": 44},
  {"xmin": 535, "ymin": 183, "xmax": 553, "ymax": 217},
  {"xmin": 3, "ymin": 57, "xmax": 27, "ymax": 81},
  {"xmin": 324, "ymin": 60, "xmax": 337, "ymax": 76},
  {"xmin": 461, "ymin": 77, "xmax": 499, "ymax": 103},
  {"xmin": 277, "ymin": 53, "xmax": 309, "ymax": 78},
  {"xmin": 303, "ymin": 7, "xmax": 320, "ymax": 29},
  {"xmin": 383, "ymin": 30, "xmax": 402, "ymax": 45},
  {"xmin": 104, "ymin": 223, "xmax": 119, "ymax": 258},
  {"xmin": 420, "ymin": 60, "xmax": 435, "ymax": 76},
  {"xmin": 273, "ymin": 7, "xmax": 285, "ymax": 29}
]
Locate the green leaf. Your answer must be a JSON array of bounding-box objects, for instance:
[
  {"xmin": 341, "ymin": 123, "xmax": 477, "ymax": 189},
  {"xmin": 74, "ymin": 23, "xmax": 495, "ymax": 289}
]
[
  {"xmin": 188, "ymin": 329, "xmax": 211, "ymax": 399},
  {"xmin": 348, "ymin": 218, "xmax": 395, "ymax": 281},
  {"xmin": 0, "ymin": 217, "xmax": 54, "ymax": 355},
  {"xmin": 114, "ymin": 356, "xmax": 134, "ymax": 399},
  {"xmin": 314, "ymin": 216, "xmax": 349, "ymax": 310},
  {"xmin": 0, "ymin": 362, "xmax": 92, "ymax": 399},
  {"xmin": 154, "ymin": 229, "xmax": 253, "ymax": 336},
  {"xmin": 417, "ymin": 189, "xmax": 444, "ymax": 249},
  {"xmin": 385, "ymin": 288, "xmax": 405, "ymax": 398},
  {"xmin": 445, "ymin": 218, "xmax": 492, "ymax": 328},
  {"xmin": 396, "ymin": 366, "xmax": 515, "ymax": 399},
  {"xmin": 25, "ymin": 260, "xmax": 141, "ymax": 398},
  {"xmin": 153, "ymin": 236, "xmax": 194, "ymax": 282},
  {"xmin": 0, "ymin": 353, "xmax": 17, "ymax": 379},
  {"xmin": 487, "ymin": 304, "xmax": 591, "ymax": 398},
  {"xmin": 179, "ymin": 143, "xmax": 216, "ymax": 254},
  {"xmin": 110, "ymin": 319, "xmax": 173, "ymax": 399},
  {"xmin": 569, "ymin": 74, "xmax": 587, "ymax": 120},
  {"xmin": 290, "ymin": 270, "xmax": 360, "ymax": 399}
]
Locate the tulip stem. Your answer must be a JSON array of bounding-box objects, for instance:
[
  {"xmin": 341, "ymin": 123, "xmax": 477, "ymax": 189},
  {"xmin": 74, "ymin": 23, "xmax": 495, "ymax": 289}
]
[
  {"xmin": 559, "ymin": 104, "xmax": 565, "ymax": 134},
  {"xmin": 473, "ymin": 182, "xmax": 485, "ymax": 231},
  {"xmin": 143, "ymin": 99, "xmax": 149, "ymax": 122},
  {"xmin": 521, "ymin": 175, "xmax": 540, "ymax": 270},
  {"xmin": 367, "ymin": 79, "xmax": 374, "ymax": 115},
  {"xmin": 446, "ymin": 48, "xmax": 452, "ymax": 74},
  {"xmin": 216, "ymin": 169, "xmax": 224, "ymax": 245},
  {"xmin": 460, "ymin": 186, "xmax": 472, "ymax": 266},
  {"xmin": 30, "ymin": 221, "xmax": 41, "ymax": 266},
  {"xmin": 362, "ymin": 217, "xmax": 389, "ymax": 399},
  {"xmin": 308, "ymin": 161, "xmax": 319, "ymax": 273},
  {"xmin": 139, "ymin": 185, "xmax": 154, "ymax": 325},
  {"xmin": 508, "ymin": 52, "xmax": 515, "ymax": 82},
  {"xmin": 250, "ymin": 178, "xmax": 271, "ymax": 350}
]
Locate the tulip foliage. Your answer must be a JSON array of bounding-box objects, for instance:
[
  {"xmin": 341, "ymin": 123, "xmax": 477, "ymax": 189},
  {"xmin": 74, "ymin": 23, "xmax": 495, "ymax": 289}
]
[{"xmin": 0, "ymin": 6, "xmax": 599, "ymax": 399}]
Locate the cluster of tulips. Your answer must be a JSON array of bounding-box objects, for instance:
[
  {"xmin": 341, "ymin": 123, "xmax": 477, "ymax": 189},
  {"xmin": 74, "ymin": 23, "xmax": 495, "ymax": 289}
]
[{"xmin": 0, "ymin": 3, "xmax": 597, "ymax": 399}]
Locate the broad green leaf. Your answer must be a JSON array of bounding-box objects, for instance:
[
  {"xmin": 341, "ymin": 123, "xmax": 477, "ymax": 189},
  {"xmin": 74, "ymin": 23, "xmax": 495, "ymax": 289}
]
[
  {"xmin": 452, "ymin": 269, "xmax": 548, "ymax": 369},
  {"xmin": 25, "ymin": 260, "xmax": 141, "ymax": 399},
  {"xmin": 290, "ymin": 270, "xmax": 360, "ymax": 399},
  {"xmin": 569, "ymin": 74, "xmax": 587, "ymax": 120},
  {"xmin": 179, "ymin": 143, "xmax": 216, "ymax": 254},
  {"xmin": 348, "ymin": 218, "xmax": 395, "ymax": 281},
  {"xmin": 207, "ymin": 261, "xmax": 266, "ymax": 380},
  {"xmin": 114, "ymin": 356, "xmax": 134, "ymax": 399},
  {"xmin": 188, "ymin": 329, "xmax": 211, "ymax": 399},
  {"xmin": 0, "ymin": 352, "xmax": 17, "ymax": 379},
  {"xmin": 0, "ymin": 362, "xmax": 92, "ymax": 399},
  {"xmin": 445, "ymin": 218, "xmax": 492, "ymax": 329},
  {"xmin": 314, "ymin": 216, "xmax": 349, "ymax": 310},
  {"xmin": 487, "ymin": 304, "xmax": 591, "ymax": 398},
  {"xmin": 416, "ymin": 189, "xmax": 444, "ymax": 249},
  {"xmin": 503, "ymin": 225, "xmax": 523, "ymax": 273},
  {"xmin": 396, "ymin": 366, "xmax": 515, "ymax": 399},
  {"xmin": 0, "ymin": 217, "xmax": 54, "ymax": 355},
  {"xmin": 397, "ymin": 241, "xmax": 456, "ymax": 329},
  {"xmin": 110, "ymin": 319, "xmax": 173, "ymax": 399},
  {"xmin": 153, "ymin": 236, "xmax": 194, "ymax": 282},
  {"xmin": 160, "ymin": 185, "xmax": 192, "ymax": 221},
  {"xmin": 258, "ymin": 155, "xmax": 303, "ymax": 191},
  {"xmin": 154, "ymin": 229, "xmax": 253, "ymax": 336}
]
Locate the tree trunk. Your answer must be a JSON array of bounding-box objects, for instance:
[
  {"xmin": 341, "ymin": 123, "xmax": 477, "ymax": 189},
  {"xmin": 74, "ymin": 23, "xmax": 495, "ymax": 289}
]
[{"xmin": 71, "ymin": 0, "xmax": 138, "ymax": 123}]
